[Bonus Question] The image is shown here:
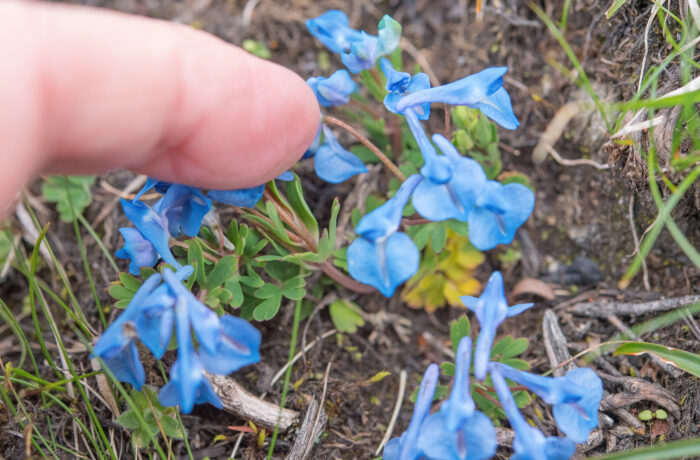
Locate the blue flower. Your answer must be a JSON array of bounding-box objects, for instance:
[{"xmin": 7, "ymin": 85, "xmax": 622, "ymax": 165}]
[
  {"xmin": 396, "ymin": 67, "xmax": 520, "ymax": 130},
  {"xmin": 347, "ymin": 175, "xmax": 422, "ymax": 296},
  {"xmin": 207, "ymin": 172, "xmax": 295, "ymax": 208},
  {"xmin": 307, "ymin": 70, "xmax": 357, "ymax": 107},
  {"xmin": 380, "ymin": 58, "xmax": 431, "ymax": 120},
  {"xmin": 120, "ymin": 198, "xmax": 179, "ymax": 269},
  {"xmin": 314, "ymin": 125, "xmax": 368, "ymax": 183},
  {"xmin": 491, "ymin": 366, "xmax": 576, "ymax": 460},
  {"xmin": 383, "ymin": 363, "xmax": 439, "ymax": 460},
  {"xmin": 460, "ymin": 272, "xmax": 533, "ymax": 380},
  {"xmin": 491, "ymin": 363, "xmax": 602, "ymax": 443},
  {"xmin": 416, "ymin": 337, "xmax": 497, "ymax": 460},
  {"xmin": 306, "ymin": 11, "xmax": 401, "ymax": 74},
  {"xmin": 306, "ymin": 10, "xmax": 364, "ymax": 55},
  {"xmin": 405, "ymin": 110, "xmax": 486, "ymax": 222},
  {"xmin": 153, "ymin": 184, "xmax": 211, "ymax": 238},
  {"xmin": 93, "ymin": 273, "xmax": 163, "ymax": 389},
  {"xmin": 467, "ymin": 180, "xmax": 534, "ymax": 251},
  {"xmin": 116, "ymin": 227, "xmax": 159, "ymax": 276},
  {"xmin": 154, "ymin": 267, "xmax": 222, "ymax": 413}
]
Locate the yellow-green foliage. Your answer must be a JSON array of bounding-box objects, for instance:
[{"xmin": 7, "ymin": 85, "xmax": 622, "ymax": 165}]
[{"xmin": 402, "ymin": 230, "xmax": 484, "ymax": 311}]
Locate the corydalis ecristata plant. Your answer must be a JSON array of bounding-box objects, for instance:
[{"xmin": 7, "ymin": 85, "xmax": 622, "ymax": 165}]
[{"xmin": 385, "ymin": 273, "xmax": 603, "ymax": 460}]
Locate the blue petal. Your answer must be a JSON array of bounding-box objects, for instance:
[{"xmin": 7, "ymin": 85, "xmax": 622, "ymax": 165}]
[
  {"xmin": 354, "ymin": 174, "xmax": 421, "ymax": 240},
  {"xmin": 384, "ymin": 73, "xmax": 431, "ymax": 120},
  {"xmin": 101, "ymin": 341, "xmax": 145, "ymax": 390},
  {"xmin": 397, "ymin": 67, "xmax": 508, "ymax": 109},
  {"xmin": 94, "ymin": 273, "xmax": 163, "ymax": 358},
  {"xmin": 379, "ymin": 58, "xmax": 410, "ymax": 93},
  {"xmin": 306, "ymin": 10, "xmax": 363, "ymax": 55},
  {"xmin": 554, "ymin": 368, "xmax": 602, "ymax": 442},
  {"xmin": 116, "ymin": 227, "xmax": 159, "ymax": 275},
  {"xmin": 468, "ymin": 182, "xmax": 534, "ymax": 250},
  {"xmin": 460, "ymin": 272, "xmax": 510, "ymax": 380},
  {"xmin": 162, "ymin": 268, "xmax": 221, "ymax": 354},
  {"xmin": 153, "ymin": 185, "xmax": 211, "ymax": 238},
  {"xmin": 199, "ymin": 315, "xmax": 261, "ymax": 375},
  {"xmin": 417, "ymin": 410, "xmax": 497, "ymax": 460},
  {"xmin": 135, "ymin": 306, "xmax": 174, "ymax": 359},
  {"xmin": 398, "ymin": 364, "xmax": 440, "ymax": 460},
  {"xmin": 341, "ymin": 32, "xmax": 378, "ymax": 73},
  {"xmin": 158, "ymin": 369, "xmax": 222, "ymax": 412},
  {"xmin": 443, "ymin": 337, "xmax": 475, "ymax": 431},
  {"xmin": 120, "ymin": 198, "xmax": 179, "ymax": 268},
  {"xmin": 412, "ymin": 137, "xmax": 486, "ymax": 222},
  {"xmin": 207, "ymin": 185, "xmax": 264, "ymax": 208},
  {"xmin": 405, "ymin": 110, "xmax": 452, "ymax": 183},
  {"xmin": 396, "ymin": 67, "xmax": 520, "ymax": 129},
  {"xmin": 276, "ymin": 171, "xmax": 295, "ymax": 182},
  {"xmin": 382, "ymin": 437, "xmax": 400, "ymax": 460},
  {"xmin": 475, "ymin": 87, "xmax": 520, "ymax": 130},
  {"xmin": 347, "ymin": 232, "xmax": 419, "ymax": 297},
  {"xmin": 543, "ymin": 437, "xmax": 577, "ymax": 460},
  {"xmin": 314, "ymin": 126, "xmax": 367, "ymax": 183},
  {"xmin": 308, "ymin": 69, "xmax": 357, "ymax": 107}
]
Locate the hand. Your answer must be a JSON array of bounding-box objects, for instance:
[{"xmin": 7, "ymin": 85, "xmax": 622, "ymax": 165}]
[{"xmin": 0, "ymin": 1, "xmax": 319, "ymax": 211}]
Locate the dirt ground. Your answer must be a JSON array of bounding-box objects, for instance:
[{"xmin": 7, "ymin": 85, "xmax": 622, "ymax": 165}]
[{"xmin": 3, "ymin": 0, "xmax": 700, "ymax": 459}]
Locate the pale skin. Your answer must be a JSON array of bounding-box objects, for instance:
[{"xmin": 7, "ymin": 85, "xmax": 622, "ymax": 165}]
[{"xmin": 0, "ymin": 1, "xmax": 319, "ymax": 212}]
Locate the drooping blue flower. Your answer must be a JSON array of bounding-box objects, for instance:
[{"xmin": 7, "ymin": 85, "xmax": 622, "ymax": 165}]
[
  {"xmin": 460, "ymin": 272, "xmax": 533, "ymax": 380},
  {"xmin": 467, "ymin": 180, "xmax": 534, "ymax": 251},
  {"xmin": 491, "ymin": 366, "xmax": 576, "ymax": 460},
  {"xmin": 306, "ymin": 11, "xmax": 401, "ymax": 74},
  {"xmin": 153, "ymin": 184, "xmax": 212, "ymax": 238},
  {"xmin": 380, "ymin": 58, "xmax": 431, "ymax": 120},
  {"xmin": 157, "ymin": 289, "xmax": 222, "ymax": 413},
  {"xmin": 307, "ymin": 70, "xmax": 357, "ymax": 107},
  {"xmin": 306, "ymin": 10, "xmax": 364, "ymax": 55},
  {"xmin": 133, "ymin": 266, "xmax": 193, "ymax": 359},
  {"xmin": 416, "ymin": 337, "xmax": 497, "ymax": 460},
  {"xmin": 116, "ymin": 227, "xmax": 159, "ymax": 276},
  {"xmin": 383, "ymin": 363, "xmax": 439, "ymax": 460},
  {"xmin": 405, "ymin": 110, "xmax": 486, "ymax": 222},
  {"xmin": 396, "ymin": 67, "xmax": 520, "ymax": 130},
  {"xmin": 207, "ymin": 172, "xmax": 295, "ymax": 208},
  {"xmin": 347, "ymin": 175, "xmax": 422, "ymax": 296},
  {"xmin": 120, "ymin": 198, "xmax": 179, "ymax": 269},
  {"xmin": 491, "ymin": 363, "xmax": 602, "ymax": 443},
  {"xmin": 93, "ymin": 273, "xmax": 163, "ymax": 389},
  {"xmin": 314, "ymin": 125, "xmax": 368, "ymax": 183},
  {"xmin": 341, "ymin": 15, "xmax": 402, "ymax": 73}
]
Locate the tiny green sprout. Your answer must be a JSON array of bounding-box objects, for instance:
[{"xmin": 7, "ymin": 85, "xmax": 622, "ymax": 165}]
[
  {"xmin": 242, "ymin": 39, "xmax": 271, "ymax": 59},
  {"xmin": 638, "ymin": 410, "xmax": 653, "ymax": 421},
  {"xmin": 655, "ymin": 409, "xmax": 668, "ymax": 420}
]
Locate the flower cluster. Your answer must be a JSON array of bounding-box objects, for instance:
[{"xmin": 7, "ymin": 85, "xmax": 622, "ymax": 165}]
[
  {"xmin": 93, "ymin": 266, "xmax": 260, "ymax": 413},
  {"xmin": 303, "ymin": 11, "xmax": 534, "ymax": 297},
  {"xmin": 98, "ymin": 178, "xmax": 280, "ymax": 413},
  {"xmin": 385, "ymin": 272, "xmax": 603, "ymax": 460},
  {"xmin": 116, "ymin": 175, "xmax": 291, "ymax": 275}
]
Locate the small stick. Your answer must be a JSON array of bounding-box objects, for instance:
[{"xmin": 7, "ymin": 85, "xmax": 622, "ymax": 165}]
[
  {"xmin": 375, "ymin": 369, "xmax": 407, "ymax": 456},
  {"xmin": 324, "ymin": 116, "xmax": 406, "ymax": 181},
  {"xmin": 569, "ymin": 295, "xmax": 700, "ymax": 318}
]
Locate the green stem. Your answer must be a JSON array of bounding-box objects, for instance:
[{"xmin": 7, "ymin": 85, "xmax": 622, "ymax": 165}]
[{"xmin": 267, "ymin": 297, "xmax": 303, "ymax": 459}]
